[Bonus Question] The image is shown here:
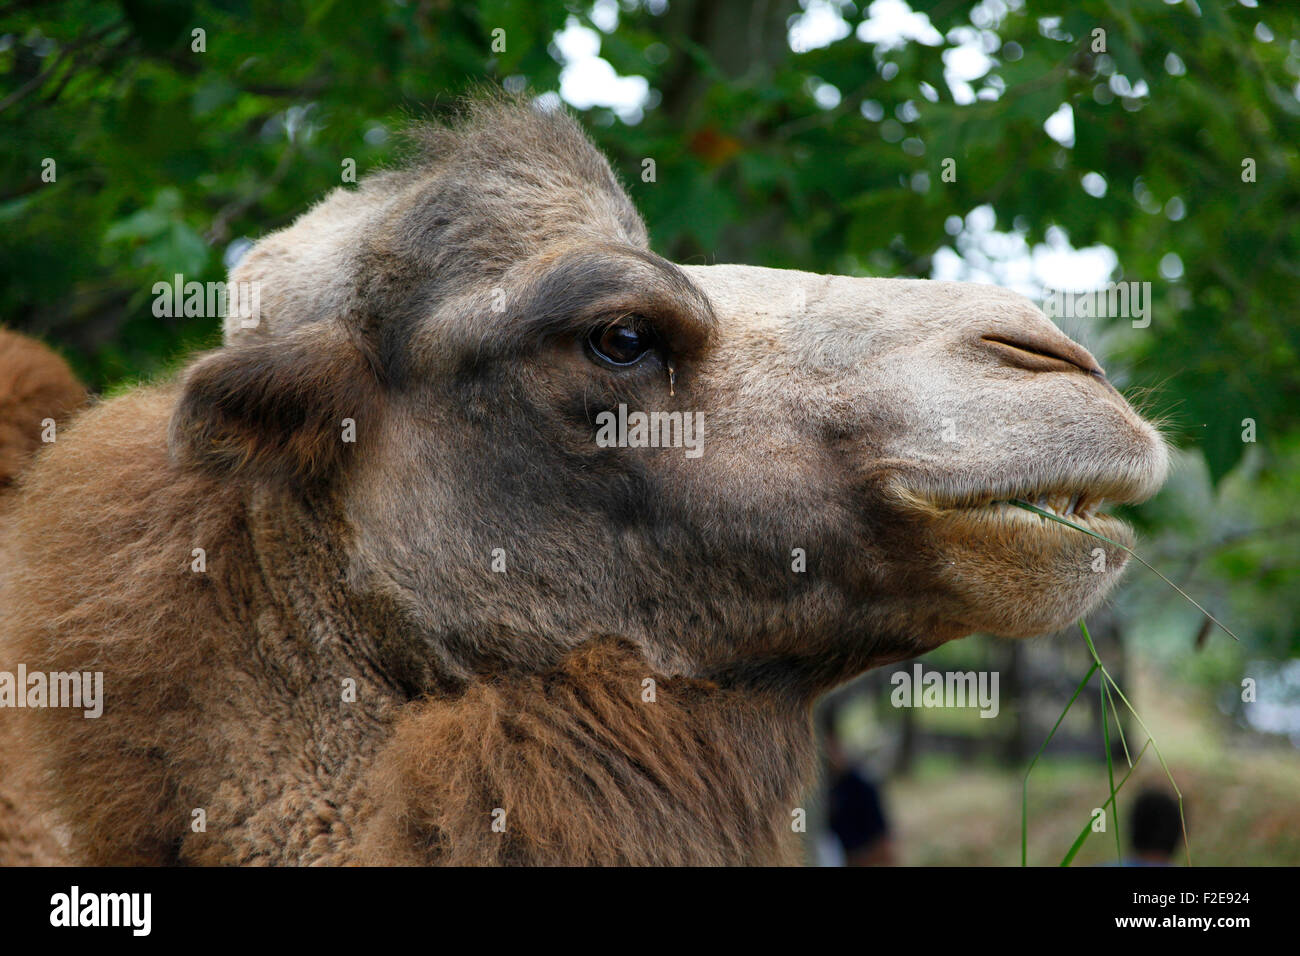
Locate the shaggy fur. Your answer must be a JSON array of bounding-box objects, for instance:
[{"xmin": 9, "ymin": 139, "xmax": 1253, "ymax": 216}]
[
  {"xmin": 360, "ymin": 638, "xmax": 810, "ymax": 866},
  {"xmin": 0, "ymin": 385, "xmax": 806, "ymax": 864},
  {"xmin": 0, "ymin": 97, "xmax": 1168, "ymax": 866},
  {"xmin": 0, "ymin": 330, "xmax": 84, "ymax": 864}
]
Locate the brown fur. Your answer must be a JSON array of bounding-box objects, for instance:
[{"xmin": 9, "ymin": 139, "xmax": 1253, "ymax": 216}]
[
  {"xmin": 0, "ymin": 385, "xmax": 808, "ymax": 864},
  {"xmin": 0, "ymin": 330, "xmax": 85, "ymax": 864},
  {"xmin": 360, "ymin": 638, "xmax": 810, "ymax": 866},
  {"xmin": 0, "ymin": 96, "xmax": 1168, "ymax": 866},
  {"xmin": 0, "ymin": 329, "xmax": 85, "ymax": 488}
]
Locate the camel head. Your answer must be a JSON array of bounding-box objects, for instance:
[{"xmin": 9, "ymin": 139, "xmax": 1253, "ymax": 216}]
[{"xmin": 170, "ymin": 99, "xmax": 1168, "ymax": 695}]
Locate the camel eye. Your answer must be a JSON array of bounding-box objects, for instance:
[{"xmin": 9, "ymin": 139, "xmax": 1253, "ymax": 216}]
[{"xmin": 588, "ymin": 317, "xmax": 657, "ymax": 367}]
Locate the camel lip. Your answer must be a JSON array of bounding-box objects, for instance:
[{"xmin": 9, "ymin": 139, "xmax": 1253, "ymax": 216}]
[
  {"xmin": 894, "ymin": 467, "xmax": 1160, "ymax": 518},
  {"xmin": 885, "ymin": 429, "xmax": 1170, "ymax": 517},
  {"xmin": 960, "ymin": 491, "xmax": 1111, "ymax": 522},
  {"xmin": 956, "ymin": 497, "xmax": 1121, "ymax": 529},
  {"xmin": 965, "ymin": 497, "xmax": 1097, "ymax": 520},
  {"xmin": 921, "ymin": 496, "xmax": 1137, "ymax": 550},
  {"xmin": 885, "ymin": 476, "xmax": 1148, "ymax": 548}
]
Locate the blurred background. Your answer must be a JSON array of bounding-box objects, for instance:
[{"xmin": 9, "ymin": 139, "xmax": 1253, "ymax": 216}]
[{"xmin": 2, "ymin": 0, "xmax": 1297, "ymax": 864}]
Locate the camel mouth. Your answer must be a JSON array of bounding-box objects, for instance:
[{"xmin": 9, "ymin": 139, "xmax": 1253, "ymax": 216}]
[
  {"xmin": 970, "ymin": 490, "xmax": 1106, "ymax": 520},
  {"xmin": 890, "ymin": 478, "xmax": 1148, "ymax": 549},
  {"xmin": 952, "ymin": 495, "xmax": 1131, "ymax": 543},
  {"xmin": 966, "ymin": 486, "xmax": 1119, "ymax": 521}
]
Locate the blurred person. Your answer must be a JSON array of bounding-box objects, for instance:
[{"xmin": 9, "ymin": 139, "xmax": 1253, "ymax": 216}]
[
  {"xmin": 820, "ymin": 709, "xmax": 895, "ymax": 866},
  {"xmin": 1123, "ymin": 788, "xmax": 1184, "ymax": 866}
]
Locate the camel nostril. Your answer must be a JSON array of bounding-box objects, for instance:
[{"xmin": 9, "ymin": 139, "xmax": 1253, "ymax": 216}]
[{"xmin": 980, "ymin": 333, "xmax": 1105, "ymax": 378}]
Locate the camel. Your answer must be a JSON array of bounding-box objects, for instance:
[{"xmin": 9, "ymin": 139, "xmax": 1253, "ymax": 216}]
[{"xmin": 0, "ymin": 97, "xmax": 1168, "ymax": 866}]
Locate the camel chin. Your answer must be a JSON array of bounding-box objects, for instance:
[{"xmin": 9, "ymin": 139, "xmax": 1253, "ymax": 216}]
[{"xmin": 930, "ymin": 504, "xmax": 1134, "ymax": 637}]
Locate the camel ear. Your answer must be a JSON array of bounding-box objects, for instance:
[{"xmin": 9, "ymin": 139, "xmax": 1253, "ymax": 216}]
[{"xmin": 168, "ymin": 321, "xmax": 380, "ymax": 482}]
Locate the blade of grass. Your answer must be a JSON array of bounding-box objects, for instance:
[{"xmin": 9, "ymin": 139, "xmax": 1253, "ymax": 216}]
[
  {"xmin": 1059, "ymin": 738, "xmax": 1151, "ymax": 866},
  {"xmin": 1076, "ymin": 611, "xmax": 1134, "ymax": 770},
  {"xmin": 1098, "ymin": 668, "xmax": 1193, "ymax": 867},
  {"xmin": 1080, "ymin": 620, "xmax": 1193, "ymax": 867},
  {"xmin": 1082, "ymin": 622, "xmax": 1125, "ymax": 858},
  {"xmin": 1022, "ymin": 660, "xmax": 1099, "ymax": 866},
  {"xmin": 1104, "ymin": 678, "xmax": 1133, "ymax": 767},
  {"xmin": 1099, "ymin": 665, "xmax": 1122, "ymax": 860},
  {"xmin": 1007, "ymin": 499, "xmax": 1239, "ymax": 642}
]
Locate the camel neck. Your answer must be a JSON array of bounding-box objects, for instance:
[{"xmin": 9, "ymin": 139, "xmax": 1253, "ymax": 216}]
[{"xmin": 356, "ymin": 636, "xmax": 816, "ymax": 865}]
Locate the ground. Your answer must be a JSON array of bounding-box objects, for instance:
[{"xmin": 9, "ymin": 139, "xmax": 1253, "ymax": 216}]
[{"xmin": 887, "ymin": 660, "xmax": 1300, "ymax": 866}]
